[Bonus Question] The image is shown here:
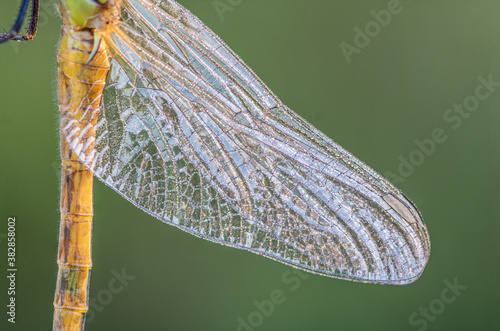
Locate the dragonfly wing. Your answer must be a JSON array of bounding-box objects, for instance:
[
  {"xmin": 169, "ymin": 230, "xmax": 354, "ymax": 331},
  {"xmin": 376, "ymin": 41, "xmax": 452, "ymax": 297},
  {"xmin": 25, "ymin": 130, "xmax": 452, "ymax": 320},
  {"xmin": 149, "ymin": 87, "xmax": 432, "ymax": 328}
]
[{"xmin": 63, "ymin": 0, "xmax": 430, "ymax": 284}]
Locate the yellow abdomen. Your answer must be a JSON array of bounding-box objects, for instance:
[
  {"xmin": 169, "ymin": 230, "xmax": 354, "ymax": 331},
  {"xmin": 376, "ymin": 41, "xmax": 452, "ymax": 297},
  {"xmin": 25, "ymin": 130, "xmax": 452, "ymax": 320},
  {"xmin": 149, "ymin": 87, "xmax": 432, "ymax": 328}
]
[{"xmin": 53, "ymin": 26, "xmax": 110, "ymax": 331}]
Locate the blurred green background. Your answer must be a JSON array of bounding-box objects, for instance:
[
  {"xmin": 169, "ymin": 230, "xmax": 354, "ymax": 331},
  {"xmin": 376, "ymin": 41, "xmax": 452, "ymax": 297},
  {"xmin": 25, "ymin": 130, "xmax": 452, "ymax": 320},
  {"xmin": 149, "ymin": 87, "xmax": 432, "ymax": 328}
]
[{"xmin": 1, "ymin": 0, "xmax": 499, "ymax": 330}]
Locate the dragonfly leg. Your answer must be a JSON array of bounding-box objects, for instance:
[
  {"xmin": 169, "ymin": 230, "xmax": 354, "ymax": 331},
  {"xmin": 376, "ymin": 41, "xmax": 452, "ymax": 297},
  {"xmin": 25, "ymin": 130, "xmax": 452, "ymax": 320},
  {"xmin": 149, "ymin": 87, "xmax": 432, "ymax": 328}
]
[{"xmin": 0, "ymin": 0, "xmax": 39, "ymax": 44}]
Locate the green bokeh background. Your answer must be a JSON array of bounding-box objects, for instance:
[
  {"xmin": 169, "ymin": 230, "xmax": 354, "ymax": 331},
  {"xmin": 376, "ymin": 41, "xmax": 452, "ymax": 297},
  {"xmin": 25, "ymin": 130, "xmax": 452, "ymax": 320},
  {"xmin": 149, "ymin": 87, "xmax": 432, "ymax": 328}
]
[{"xmin": 1, "ymin": 0, "xmax": 499, "ymax": 330}]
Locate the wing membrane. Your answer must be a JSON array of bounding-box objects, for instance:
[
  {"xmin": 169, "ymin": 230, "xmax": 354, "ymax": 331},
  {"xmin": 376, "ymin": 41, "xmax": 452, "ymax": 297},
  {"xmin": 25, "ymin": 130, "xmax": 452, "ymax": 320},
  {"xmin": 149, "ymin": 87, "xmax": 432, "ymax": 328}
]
[{"xmin": 63, "ymin": 0, "xmax": 430, "ymax": 284}]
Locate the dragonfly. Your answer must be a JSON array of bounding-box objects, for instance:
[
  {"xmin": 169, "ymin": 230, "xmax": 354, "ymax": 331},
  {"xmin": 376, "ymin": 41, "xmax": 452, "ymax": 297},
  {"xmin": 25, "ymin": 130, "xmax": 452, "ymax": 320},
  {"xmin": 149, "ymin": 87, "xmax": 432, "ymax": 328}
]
[{"xmin": 2, "ymin": 0, "xmax": 431, "ymax": 330}]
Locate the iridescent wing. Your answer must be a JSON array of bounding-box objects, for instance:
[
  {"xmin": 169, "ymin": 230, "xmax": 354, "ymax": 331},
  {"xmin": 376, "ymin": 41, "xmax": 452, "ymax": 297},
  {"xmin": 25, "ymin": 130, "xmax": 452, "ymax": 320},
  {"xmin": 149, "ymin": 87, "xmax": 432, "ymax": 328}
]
[{"xmin": 61, "ymin": 0, "xmax": 430, "ymax": 284}]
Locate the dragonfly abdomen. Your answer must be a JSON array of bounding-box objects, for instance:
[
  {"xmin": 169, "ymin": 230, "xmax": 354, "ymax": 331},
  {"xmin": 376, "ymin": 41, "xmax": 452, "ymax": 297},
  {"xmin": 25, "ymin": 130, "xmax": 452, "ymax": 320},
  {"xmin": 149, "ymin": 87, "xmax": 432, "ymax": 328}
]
[{"xmin": 54, "ymin": 27, "xmax": 110, "ymax": 331}]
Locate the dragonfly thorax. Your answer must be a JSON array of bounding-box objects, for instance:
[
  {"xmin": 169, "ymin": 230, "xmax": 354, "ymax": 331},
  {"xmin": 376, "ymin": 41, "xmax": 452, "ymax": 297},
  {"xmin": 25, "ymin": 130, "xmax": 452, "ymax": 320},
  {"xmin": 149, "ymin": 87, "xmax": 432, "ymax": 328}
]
[{"xmin": 58, "ymin": 0, "xmax": 121, "ymax": 30}]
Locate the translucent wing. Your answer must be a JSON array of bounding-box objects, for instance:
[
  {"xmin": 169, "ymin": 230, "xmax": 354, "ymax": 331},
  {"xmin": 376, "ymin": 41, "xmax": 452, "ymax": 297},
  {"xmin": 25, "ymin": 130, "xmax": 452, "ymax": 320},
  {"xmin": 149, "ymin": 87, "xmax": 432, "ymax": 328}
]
[{"xmin": 62, "ymin": 0, "xmax": 430, "ymax": 284}]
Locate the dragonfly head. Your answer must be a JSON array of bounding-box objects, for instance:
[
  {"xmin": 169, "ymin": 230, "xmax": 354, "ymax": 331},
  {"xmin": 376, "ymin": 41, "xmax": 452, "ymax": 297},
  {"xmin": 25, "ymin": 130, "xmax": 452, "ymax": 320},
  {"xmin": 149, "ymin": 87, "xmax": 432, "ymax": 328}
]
[{"xmin": 58, "ymin": 0, "xmax": 119, "ymax": 30}]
